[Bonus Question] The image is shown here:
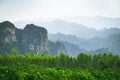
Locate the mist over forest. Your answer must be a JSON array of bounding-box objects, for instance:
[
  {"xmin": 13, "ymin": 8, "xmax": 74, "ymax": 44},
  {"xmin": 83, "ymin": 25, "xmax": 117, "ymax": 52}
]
[{"xmin": 0, "ymin": 0, "xmax": 120, "ymax": 80}]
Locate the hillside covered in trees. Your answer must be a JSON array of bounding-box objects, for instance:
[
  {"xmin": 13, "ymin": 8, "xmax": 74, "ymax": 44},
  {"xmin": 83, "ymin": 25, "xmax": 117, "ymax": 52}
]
[{"xmin": 0, "ymin": 49, "xmax": 120, "ymax": 80}]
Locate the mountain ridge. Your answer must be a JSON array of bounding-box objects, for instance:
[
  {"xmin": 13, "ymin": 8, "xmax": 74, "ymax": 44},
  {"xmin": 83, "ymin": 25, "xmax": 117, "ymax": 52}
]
[{"xmin": 0, "ymin": 21, "xmax": 49, "ymax": 54}]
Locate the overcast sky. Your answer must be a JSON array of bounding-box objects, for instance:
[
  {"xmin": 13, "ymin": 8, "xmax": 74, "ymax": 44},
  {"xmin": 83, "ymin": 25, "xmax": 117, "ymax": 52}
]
[{"xmin": 0, "ymin": 0, "xmax": 120, "ymax": 21}]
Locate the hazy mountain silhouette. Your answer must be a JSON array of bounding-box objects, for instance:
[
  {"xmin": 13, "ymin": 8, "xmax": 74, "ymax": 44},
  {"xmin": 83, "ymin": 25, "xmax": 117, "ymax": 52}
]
[
  {"xmin": 14, "ymin": 16, "xmax": 120, "ymax": 39},
  {"xmin": 13, "ymin": 17, "xmax": 120, "ymax": 54},
  {"xmin": 49, "ymin": 28, "xmax": 120, "ymax": 54},
  {"xmin": 64, "ymin": 16, "xmax": 120, "ymax": 29},
  {"xmin": 36, "ymin": 20, "xmax": 98, "ymax": 39}
]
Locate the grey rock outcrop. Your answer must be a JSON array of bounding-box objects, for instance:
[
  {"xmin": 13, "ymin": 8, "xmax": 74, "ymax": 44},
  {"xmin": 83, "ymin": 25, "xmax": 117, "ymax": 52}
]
[
  {"xmin": 0, "ymin": 21, "xmax": 49, "ymax": 54},
  {"xmin": 0, "ymin": 21, "xmax": 18, "ymax": 53},
  {"xmin": 21, "ymin": 24, "xmax": 49, "ymax": 54}
]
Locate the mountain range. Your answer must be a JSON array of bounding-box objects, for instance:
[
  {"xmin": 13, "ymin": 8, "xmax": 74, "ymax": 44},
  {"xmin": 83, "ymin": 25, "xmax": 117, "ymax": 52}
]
[
  {"xmin": 49, "ymin": 30, "xmax": 120, "ymax": 54},
  {"xmin": 14, "ymin": 16, "xmax": 120, "ymax": 39},
  {"xmin": 63, "ymin": 16, "xmax": 120, "ymax": 29},
  {"xmin": 1, "ymin": 16, "xmax": 120, "ymax": 56},
  {"xmin": 0, "ymin": 21, "xmax": 81, "ymax": 56}
]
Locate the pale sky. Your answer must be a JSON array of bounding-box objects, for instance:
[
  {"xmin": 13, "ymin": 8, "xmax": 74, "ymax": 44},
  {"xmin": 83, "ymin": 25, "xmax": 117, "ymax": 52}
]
[{"xmin": 0, "ymin": 0, "xmax": 120, "ymax": 21}]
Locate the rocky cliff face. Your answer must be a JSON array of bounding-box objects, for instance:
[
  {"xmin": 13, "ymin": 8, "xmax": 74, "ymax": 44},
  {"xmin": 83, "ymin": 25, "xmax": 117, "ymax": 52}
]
[
  {"xmin": 49, "ymin": 41, "xmax": 66, "ymax": 55},
  {"xmin": 0, "ymin": 21, "xmax": 18, "ymax": 53},
  {"xmin": 62, "ymin": 41, "xmax": 81, "ymax": 56},
  {"xmin": 0, "ymin": 21, "xmax": 69, "ymax": 55},
  {"xmin": 21, "ymin": 24, "xmax": 48, "ymax": 54},
  {"xmin": 0, "ymin": 21, "xmax": 49, "ymax": 54}
]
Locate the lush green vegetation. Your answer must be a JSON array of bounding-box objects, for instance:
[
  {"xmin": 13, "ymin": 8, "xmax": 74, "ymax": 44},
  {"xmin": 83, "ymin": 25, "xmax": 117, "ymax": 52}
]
[{"xmin": 0, "ymin": 49, "xmax": 120, "ymax": 80}]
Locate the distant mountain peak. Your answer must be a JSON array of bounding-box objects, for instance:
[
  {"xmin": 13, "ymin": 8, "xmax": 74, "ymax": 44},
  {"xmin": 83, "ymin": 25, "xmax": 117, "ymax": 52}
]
[
  {"xmin": 24, "ymin": 23, "xmax": 47, "ymax": 33},
  {"xmin": 25, "ymin": 24, "xmax": 39, "ymax": 29},
  {"xmin": 0, "ymin": 21, "xmax": 15, "ymax": 29}
]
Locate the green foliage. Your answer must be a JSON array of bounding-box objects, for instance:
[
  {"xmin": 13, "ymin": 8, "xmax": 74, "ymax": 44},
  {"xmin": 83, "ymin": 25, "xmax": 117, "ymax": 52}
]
[
  {"xmin": 0, "ymin": 50, "xmax": 120, "ymax": 80},
  {"xmin": 11, "ymin": 48, "xmax": 19, "ymax": 55}
]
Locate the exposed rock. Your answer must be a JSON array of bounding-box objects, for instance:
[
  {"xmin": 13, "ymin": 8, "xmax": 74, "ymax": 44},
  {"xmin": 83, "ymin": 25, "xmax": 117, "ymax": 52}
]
[
  {"xmin": 62, "ymin": 41, "xmax": 81, "ymax": 56},
  {"xmin": 48, "ymin": 41, "xmax": 66, "ymax": 55},
  {"xmin": 0, "ymin": 21, "xmax": 73, "ymax": 55},
  {"xmin": 0, "ymin": 21, "xmax": 18, "ymax": 53},
  {"xmin": 0, "ymin": 21, "xmax": 49, "ymax": 54},
  {"xmin": 21, "ymin": 24, "xmax": 49, "ymax": 54}
]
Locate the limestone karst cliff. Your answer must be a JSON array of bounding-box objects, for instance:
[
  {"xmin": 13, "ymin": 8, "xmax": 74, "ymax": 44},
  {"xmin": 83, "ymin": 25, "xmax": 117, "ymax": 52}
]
[
  {"xmin": 0, "ymin": 21, "xmax": 49, "ymax": 54},
  {"xmin": 21, "ymin": 24, "xmax": 49, "ymax": 54},
  {"xmin": 0, "ymin": 21, "xmax": 18, "ymax": 53}
]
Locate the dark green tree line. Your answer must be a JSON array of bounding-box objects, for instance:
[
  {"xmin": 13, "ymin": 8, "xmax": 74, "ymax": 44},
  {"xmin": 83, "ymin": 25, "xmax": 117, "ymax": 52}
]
[{"xmin": 0, "ymin": 49, "xmax": 120, "ymax": 80}]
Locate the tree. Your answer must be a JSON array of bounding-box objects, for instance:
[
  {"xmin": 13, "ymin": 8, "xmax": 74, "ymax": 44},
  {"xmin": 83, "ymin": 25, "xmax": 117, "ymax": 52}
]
[{"xmin": 11, "ymin": 48, "xmax": 19, "ymax": 56}]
